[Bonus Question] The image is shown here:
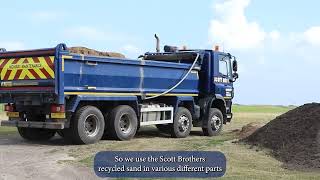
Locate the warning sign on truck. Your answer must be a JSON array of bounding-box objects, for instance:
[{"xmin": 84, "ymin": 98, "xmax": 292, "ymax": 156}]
[{"xmin": 0, "ymin": 56, "xmax": 55, "ymax": 80}]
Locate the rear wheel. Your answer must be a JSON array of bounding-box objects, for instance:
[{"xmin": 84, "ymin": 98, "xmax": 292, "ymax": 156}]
[
  {"xmin": 63, "ymin": 106, "xmax": 105, "ymax": 144},
  {"xmin": 202, "ymin": 108, "xmax": 223, "ymax": 136},
  {"xmin": 171, "ymin": 107, "xmax": 192, "ymax": 138},
  {"xmin": 17, "ymin": 127, "xmax": 56, "ymax": 141},
  {"xmin": 109, "ymin": 105, "xmax": 138, "ymax": 141}
]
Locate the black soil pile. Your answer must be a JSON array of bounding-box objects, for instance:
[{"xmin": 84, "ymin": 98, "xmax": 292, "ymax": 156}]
[
  {"xmin": 242, "ymin": 103, "xmax": 320, "ymax": 171},
  {"xmin": 237, "ymin": 122, "xmax": 263, "ymax": 139},
  {"xmin": 68, "ymin": 47, "xmax": 125, "ymax": 58}
]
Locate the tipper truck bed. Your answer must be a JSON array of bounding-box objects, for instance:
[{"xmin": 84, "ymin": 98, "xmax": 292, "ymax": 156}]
[{"xmin": 0, "ymin": 42, "xmax": 238, "ymax": 144}]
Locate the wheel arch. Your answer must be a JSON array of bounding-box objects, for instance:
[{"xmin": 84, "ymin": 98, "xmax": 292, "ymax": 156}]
[
  {"xmin": 199, "ymin": 94, "xmax": 227, "ymax": 124},
  {"xmin": 175, "ymin": 96, "xmax": 197, "ymax": 119},
  {"xmin": 211, "ymin": 98, "xmax": 227, "ymax": 124}
]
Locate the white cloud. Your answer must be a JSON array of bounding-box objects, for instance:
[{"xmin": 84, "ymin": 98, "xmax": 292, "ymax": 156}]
[
  {"xmin": 269, "ymin": 30, "xmax": 280, "ymax": 41},
  {"xmin": 0, "ymin": 41, "xmax": 25, "ymax": 51},
  {"xmin": 209, "ymin": 0, "xmax": 266, "ymax": 50},
  {"xmin": 303, "ymin": 26, "xmax": 320, "ymax": 46},
  {"xmin": 31, "ymin": 11, "xmax": 62, "ymax": 22}
]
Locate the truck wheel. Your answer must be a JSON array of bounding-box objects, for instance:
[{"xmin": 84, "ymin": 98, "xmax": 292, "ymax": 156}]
[
  {"xmin": 109, "ymin": 105, "xmax": 138, "ymax": 141},
  {"xmin": 156, "ymin": 124, "xmax": 171, "ymax": 134},
  {"xmin": 17, "ymin": 127, "xmax": 56, "ymax": 141},
  {"xmin": 202, "ymin": 108, "xmax": 224, "ymax": 136},
  {"xmin": 66, "ymin": 106, "xmax": 105, "ymax": 144},
  {"xmin": 171, "ymin": 107, "xmax": 192, "ymax": 138}
]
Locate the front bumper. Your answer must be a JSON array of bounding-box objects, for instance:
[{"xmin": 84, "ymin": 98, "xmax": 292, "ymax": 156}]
[
  {"xmin": 0, "ymin": 120, "xmax": 65, "ymax": 129},
  {"xmin": 227, "ymin": 113, "xmax": 233, "ymax": 119}
]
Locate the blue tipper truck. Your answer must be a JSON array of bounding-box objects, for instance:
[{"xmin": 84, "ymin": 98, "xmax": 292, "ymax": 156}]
[{"xmin": 0, "ymin": 39, "xmax": 238, "ymax": 144}]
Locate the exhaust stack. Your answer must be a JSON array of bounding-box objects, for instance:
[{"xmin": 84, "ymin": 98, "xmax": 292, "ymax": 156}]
[{"xmin": 155, "ymin": 34, "xmax": 160, "ymax": 52}]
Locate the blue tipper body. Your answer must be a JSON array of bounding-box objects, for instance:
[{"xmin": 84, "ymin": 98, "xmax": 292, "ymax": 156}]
[{"xmin": 62, "ymin": 52, "xmax": 199, "ymax": 102}]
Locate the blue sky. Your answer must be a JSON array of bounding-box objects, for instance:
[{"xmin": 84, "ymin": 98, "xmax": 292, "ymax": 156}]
[{"xmin": 1, "ymin": 0, "xmax": 320, "ymax": 105}]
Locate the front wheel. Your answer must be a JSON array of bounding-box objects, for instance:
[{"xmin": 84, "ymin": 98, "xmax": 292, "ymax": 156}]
[
  {"xmin": 17, "ymin": 127, "xmax": 56, "ymax": 141},
  {"xmin": 202, "ymin": 108, "xmax": 224, "ymax": 136},
  {"xmin": 171, "ymin": 107, "xmax": 192, "ymax": 138}
]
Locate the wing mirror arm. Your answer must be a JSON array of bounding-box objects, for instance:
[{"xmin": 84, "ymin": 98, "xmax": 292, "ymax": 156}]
[{"xmin": 229, "ymin": 72, "xmax": 238, "ymax": 82}]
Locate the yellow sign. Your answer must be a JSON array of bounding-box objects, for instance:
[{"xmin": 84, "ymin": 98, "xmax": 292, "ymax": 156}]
[
  {"xmin": 0, "ymin": 56, "xmax": 55, "ymax": 80},
  {"xmin": 8, "ymin": 63, "xmax": 43, "ymax": 70},
  {"xmin": 51, "ymin": 113, "xmax": 66, "ymax": 119},
  {"xmin": 7, "ymin": 112, "xmax": 19, "ymax": 118}
]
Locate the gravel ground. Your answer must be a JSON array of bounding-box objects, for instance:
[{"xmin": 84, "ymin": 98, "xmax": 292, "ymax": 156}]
[{"xmin": 0, "ymin": 134, "xmax": 100, "ymax": 180}]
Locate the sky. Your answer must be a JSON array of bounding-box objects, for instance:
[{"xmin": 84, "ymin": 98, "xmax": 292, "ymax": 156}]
[{"xmin": 1, "ymin": 0, "xmax": 320, "ymax": 105}]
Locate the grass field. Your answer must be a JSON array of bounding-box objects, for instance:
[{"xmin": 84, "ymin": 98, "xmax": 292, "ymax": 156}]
[
  {"xmin": 232, "ymin": 104, "xmax": 295, "ymax": 113},
  {"xmin": 0, "ymin": 112, "xmax": 14, "ymax": 135},
  {"xmin": 0, "ymin": 105, "xmax": 319, "ymax": 179}
]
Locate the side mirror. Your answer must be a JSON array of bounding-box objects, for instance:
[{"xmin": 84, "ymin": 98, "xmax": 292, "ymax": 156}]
[{"xmin": 232, "ymin": 59, "xmax": 238, "ymax": 72}]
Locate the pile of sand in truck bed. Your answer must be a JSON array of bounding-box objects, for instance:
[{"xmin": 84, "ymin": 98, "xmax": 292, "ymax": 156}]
[
  {"xmin": 68, "ymin": 47, "xmax": 125, "ymax": 58},
  {"xmin": 241, "ymin": 103, "xmax": 320, "ymax": 171}
]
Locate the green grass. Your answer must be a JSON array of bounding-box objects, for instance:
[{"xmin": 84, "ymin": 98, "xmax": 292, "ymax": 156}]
[
  {"xmin": 79, "ymin": 156, "xmax": 94, "ymax": 167},
  {"xmin": 0, "ymin": 110, "xmax": 13, "ymax": 135},
  {"xmin": 0, "ymin": 126, "xmax": 17, "ymax": 135},
  {"xmin": 232, "ymin": 104, "xmax": 294, "ymax": 113}
]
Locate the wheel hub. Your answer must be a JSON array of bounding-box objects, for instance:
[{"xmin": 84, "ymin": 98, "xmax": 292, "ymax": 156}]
[
  {"xmin": 210, "ymin": 115, "xmax": 221, "ymax": 131},
  {"xmin": 119, "ymin": 114, "xmax": 132, "ymax": 134},
  {"xmin": 178, "ymin": 114, "xmax": 190, "ymax": 133},
  {"xmin": 84, "ymin": 114, "xmax": 100, "ymax": 137}
]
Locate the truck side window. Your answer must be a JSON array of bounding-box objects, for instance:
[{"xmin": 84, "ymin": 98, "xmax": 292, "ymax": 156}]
[{"xmin": 219, "ymin": 59, "xmax": 229, "ymax": 77}]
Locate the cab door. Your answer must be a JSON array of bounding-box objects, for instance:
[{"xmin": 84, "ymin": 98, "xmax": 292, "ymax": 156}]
[{"xmin": 213, "ymin": 53, "xmax": 233, "ymax": 100}]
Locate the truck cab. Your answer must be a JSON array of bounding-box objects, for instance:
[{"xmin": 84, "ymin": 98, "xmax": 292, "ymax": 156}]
[{"xmin": 212, "ymin": 51, "xmax": 238, "ymax": 121}]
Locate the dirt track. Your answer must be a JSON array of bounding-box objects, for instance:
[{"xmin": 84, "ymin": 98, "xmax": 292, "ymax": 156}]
[{"xmin": 0, "ymin": 134, "xmax": 98, "ymax": 180}]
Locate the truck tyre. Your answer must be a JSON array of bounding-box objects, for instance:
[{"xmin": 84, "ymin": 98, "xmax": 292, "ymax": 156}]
[
  {"xmin": 109, "ymin": 105, "xmax": 138, "ymax": 141},
  {"xmin": 156, "ymin": 124, "xmax": 171, "ymax": 134},
  {"xmin": 171, "ymin": 107, "xmax": 192, "ymax": 138},
  {"xmin": 202, "ymin": 108, "xmax": 223, "ymax": 136},
  {"xmin": 65, "ymin": 106, "xmax": 105, "ymax": 144},
  {"xmin": 17, "ymin": 127, "xmax": 56, "ymax": 141}
]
